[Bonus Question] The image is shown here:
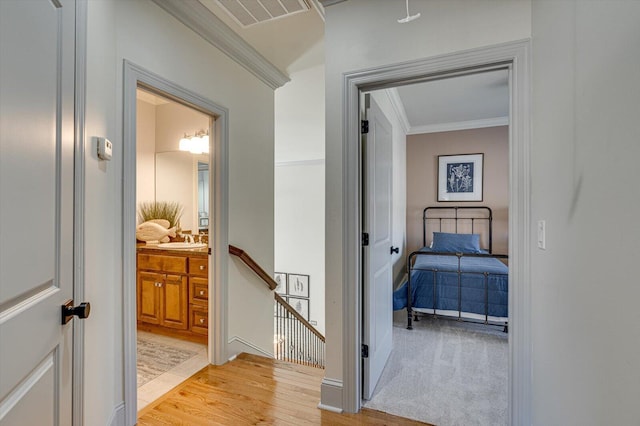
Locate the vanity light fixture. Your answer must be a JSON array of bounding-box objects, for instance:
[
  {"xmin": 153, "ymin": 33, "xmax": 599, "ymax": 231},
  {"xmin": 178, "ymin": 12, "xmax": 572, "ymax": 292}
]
[{"xmin": 179, "ymin": 130, "xmax": 209, "ymax": 154}]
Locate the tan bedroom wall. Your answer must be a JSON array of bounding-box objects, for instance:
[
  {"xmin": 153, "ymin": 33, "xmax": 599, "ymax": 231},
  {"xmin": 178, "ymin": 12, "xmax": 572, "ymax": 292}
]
[{"xmin": 406, "ymin": 126, "xmax": 509, "ymax": 254}]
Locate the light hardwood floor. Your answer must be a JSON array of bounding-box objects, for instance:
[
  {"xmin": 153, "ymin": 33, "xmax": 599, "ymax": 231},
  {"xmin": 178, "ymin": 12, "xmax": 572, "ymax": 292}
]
[{"xmin": 138, "ymin": 353, "xmax": 432, "ymax": 425}]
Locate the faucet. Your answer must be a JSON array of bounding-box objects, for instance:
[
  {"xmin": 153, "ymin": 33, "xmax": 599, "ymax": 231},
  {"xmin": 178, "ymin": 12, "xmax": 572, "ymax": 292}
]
[{"xmin": 184, "ymin": 234, "xmax": 194, "ymax": 244}]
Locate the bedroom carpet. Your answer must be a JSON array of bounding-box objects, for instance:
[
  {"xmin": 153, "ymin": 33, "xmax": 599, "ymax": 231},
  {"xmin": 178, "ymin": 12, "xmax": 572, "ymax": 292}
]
[
  {"xmin": 364, "ymin": 317, "xmax": 508, "ymax": 426},
  {"xmin": 137, "ymin": 334, "xmax": 198, "ymax": 387}
]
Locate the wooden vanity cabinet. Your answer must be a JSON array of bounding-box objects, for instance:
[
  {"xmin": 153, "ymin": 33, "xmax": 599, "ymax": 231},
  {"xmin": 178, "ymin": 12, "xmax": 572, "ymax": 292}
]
[
  {"xmin": 189, "ymin": 258, "xmax": 209, "ymax": 336},
  {"xmin": 137, "ymin": 250, "xmax": 208, "ymax": 340}
]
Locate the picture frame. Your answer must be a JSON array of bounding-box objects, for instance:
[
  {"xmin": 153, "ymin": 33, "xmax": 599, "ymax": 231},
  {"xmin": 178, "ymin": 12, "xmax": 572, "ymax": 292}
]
[
  {"xmin": 288, "ymin": 274, "xmax": 309, "ymax": 298},
  {"xmin": 438, "ymin": 153, "xmax": 484, "ymax": 202},
  {"xmin": 274, "ymin": 272, "xmax": 287, "ymax": 295},
  {"xmin": 288, "ymin": 297, "xmax": 309, "ymax": 321}
]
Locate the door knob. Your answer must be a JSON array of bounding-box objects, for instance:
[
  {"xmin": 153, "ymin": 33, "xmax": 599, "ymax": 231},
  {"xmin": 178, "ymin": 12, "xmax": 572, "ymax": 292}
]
[
  {"xmin": 390, "ymin": 246, "xmax": 399, "ymax": 254},
  {"xmin": 61, "ymin": 300, "xmax": 91, "ymax": 324}
]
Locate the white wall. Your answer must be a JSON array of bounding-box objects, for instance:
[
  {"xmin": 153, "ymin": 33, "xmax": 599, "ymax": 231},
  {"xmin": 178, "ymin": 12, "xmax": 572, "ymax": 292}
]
[
  {"xmin": 323, "ymin": 0, "xmax": 531, "ymax": 406},
  {"xmin": 531, "ymin": 1, "xmax": 640, "ymax": 424},
  {"xmin": 84, "ymin": 0, "xmax": 276, "ymax": 423},
  {"xmin": 274, "ymin": 62, "xmax": 326, "ymax": 332}
]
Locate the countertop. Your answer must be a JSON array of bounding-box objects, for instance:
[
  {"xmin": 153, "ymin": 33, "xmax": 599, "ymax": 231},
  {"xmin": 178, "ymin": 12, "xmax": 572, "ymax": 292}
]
[{"xmin": 136, "ymin": 243, "xmax": 209, "ymax": 257}]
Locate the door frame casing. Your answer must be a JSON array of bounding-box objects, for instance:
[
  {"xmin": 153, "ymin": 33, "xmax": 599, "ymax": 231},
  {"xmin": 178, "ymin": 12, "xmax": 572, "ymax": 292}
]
[
  {"xmin": 73, "ymin": 1, "xmax": 88, "ymax": 425},
  {"xmin": 341, "ymin": 40, "xmax": 532, "ymax": 424},
  {"xmin": 122, "ymin": 61, "xmax": 229, "ymax": 426}
]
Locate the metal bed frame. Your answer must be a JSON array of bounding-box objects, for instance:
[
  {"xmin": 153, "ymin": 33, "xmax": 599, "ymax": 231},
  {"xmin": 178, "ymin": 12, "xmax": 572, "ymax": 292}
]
[{"xmin": 406, "ymin": 206, "xmax": 508, "ymax": 331}]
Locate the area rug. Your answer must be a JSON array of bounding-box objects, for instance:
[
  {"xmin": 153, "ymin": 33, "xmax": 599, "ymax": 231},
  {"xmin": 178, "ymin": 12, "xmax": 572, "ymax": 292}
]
[
  {"xmin": 137, "ymin": 336, "xmax": 197, "ymax": 387},
  {"xmin": 364, "ymin": 317, "xmax": 508, "ymax": 426}
]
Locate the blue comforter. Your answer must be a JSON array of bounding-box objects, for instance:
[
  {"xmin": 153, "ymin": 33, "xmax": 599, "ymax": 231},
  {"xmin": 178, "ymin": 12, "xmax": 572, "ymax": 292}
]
[{"xmin": 393, "ymin": 248, "xmax": 509, "ymax": 318}]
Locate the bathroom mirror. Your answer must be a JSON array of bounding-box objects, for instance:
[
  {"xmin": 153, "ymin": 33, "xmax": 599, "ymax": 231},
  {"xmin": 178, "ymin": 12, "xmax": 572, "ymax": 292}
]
[{"xmin": 155, "ymin": 151, "xmax": 208, "ymax": 233}]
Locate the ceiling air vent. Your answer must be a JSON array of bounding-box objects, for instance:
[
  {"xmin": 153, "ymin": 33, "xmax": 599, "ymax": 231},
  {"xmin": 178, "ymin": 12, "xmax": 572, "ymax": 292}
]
[{"xmin": 215, "ymin": 0, "xmax": 310, "ymax": 27}]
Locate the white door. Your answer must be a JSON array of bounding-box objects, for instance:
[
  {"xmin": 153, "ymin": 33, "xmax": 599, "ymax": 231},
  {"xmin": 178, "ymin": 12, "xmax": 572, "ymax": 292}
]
[
  {"xmin": 0, "ymin": 0, "xmax": 77, "ymax": 424},
  {"xmin": 362, "ymin": 95, "xmax": 394, "ymax": 400}
]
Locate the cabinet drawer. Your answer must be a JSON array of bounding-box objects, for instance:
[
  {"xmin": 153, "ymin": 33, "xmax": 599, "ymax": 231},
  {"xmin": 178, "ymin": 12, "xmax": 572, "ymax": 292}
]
[
  {"xmin": 138, "ymin": 254, "xmax": 187, "ymax": 274},
  {"xmin": 190, "ymin": 257, "xmax": 208, "ymax": 277},
  {"xmin": 190, "ymin": 304, "xmax": 208, "ymax": 335},
  {"xmin": 190, "ymin": 277, "xmax": 208, "ymax": 306}
]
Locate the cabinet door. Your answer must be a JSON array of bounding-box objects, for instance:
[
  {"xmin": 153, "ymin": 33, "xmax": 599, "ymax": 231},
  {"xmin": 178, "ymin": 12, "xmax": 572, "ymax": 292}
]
[
  {"xmin": 190, "ymin": 276, "xmax": 209, "ymax": 306},
  {"xmin": 161, "ymin": 274, "xmax": 189, "ymax": 329},
  {"xmin": 138, "ymin": 271, "xmax": 163, "ymax": 324}
]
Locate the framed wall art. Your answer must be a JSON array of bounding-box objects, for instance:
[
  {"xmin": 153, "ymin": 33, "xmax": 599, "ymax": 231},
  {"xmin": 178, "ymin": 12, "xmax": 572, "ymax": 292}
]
[
  {"xmin": 438, "ymin": 153, "xmax": 484, "ymax": 202},
  {"xmin": 288, "ymin": 273, "xmax": 309, "ymax": 298},
  {"xmin": 274, "ymin": 272, "xmax": 287, "ymax": 294},
  {"xmin": 288, "ymin": 297, "xmax": 309, "ymax": 321}
]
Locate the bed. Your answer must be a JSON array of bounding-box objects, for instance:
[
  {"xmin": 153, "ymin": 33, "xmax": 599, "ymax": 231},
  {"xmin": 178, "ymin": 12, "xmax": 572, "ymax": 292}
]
[{"xmin": 393, "ymin": 206, "xmax": 509, "ymax": 331}]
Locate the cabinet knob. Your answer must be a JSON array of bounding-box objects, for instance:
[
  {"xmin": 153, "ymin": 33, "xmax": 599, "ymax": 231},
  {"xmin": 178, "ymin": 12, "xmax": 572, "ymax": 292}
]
[
  {"xmin": 199, "ymin": 265, "xmax": 205, "ymax": 270},
  {"xmin": 199, "ymin": 290, "xmax": 205, "ymax": 296},
  {"xmin": 199, "ymin": 318, "xmax": 205, "ymax": 324},
  {"xmin": 155, "ymin": 282, "xmax": 163, "ymax": 287}
]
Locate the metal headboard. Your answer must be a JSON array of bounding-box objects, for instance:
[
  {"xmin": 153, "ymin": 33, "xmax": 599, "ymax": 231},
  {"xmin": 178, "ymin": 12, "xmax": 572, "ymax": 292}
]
[{"xmin": 423, "ymin": 206, "xmax": 493, "ymax": 254}]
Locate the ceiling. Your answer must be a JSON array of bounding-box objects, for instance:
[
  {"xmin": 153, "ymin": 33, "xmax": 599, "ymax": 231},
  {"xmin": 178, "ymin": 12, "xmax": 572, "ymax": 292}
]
[
  {"xmin": 176, "ymin": 2, "xmax": 509, "ymax": 133},
  {"xmin": 388, "ymin": 69, "xmax": 510, "ymax": 134},
  {"xmin": 198, "ymin": 0, "xmax": 325, "ymax": 73}
]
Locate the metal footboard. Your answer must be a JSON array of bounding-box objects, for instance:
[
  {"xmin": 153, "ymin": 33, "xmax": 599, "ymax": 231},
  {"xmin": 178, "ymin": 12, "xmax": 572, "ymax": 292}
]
[{"xmin": 406, "ymin": 250, "xmax": 509, "ymax": 331}]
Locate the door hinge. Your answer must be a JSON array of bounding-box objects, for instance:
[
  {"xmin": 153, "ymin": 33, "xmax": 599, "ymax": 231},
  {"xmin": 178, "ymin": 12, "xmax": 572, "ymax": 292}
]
[
  {"xmin": 362, "ymin": 232, "xmax": 369, "ymax": 246},
  {"xmin": 361, "ymin": 119, "xmax": 369, "ymax": 134},
  {"xmin": 361, "ymin": 344, "xmax": 369, "ymax": 358}
]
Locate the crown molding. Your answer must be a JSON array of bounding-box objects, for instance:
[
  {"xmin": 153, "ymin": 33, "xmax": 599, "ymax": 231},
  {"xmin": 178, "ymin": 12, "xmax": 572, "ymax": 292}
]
[
  {"xmin": 319, "ymin": 0, "xmax": 347, "ymax": 7},
  {"xmin": 384, "ymin": 88, "xmax": 410, "ymax": 134},
  {"xmin": 408, "ymin": 116, "xmax": 509, "ymax": 135},
  {"xmin": 151, "ymin": 0, "xmax": 290, "ymax": 90},
  {"xmin": 309, "ymin": 0, "xmax": 325, "ymax": 21}
]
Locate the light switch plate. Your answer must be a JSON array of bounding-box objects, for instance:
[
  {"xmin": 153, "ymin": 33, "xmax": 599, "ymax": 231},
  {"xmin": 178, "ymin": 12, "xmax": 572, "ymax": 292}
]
[
  {"xmin": 537, "ymin": 220, "xmax": 546, "ymax": 249},
  {"xmin": 97, "ymin": 137, "xmax": 113, "ymax": 161}
]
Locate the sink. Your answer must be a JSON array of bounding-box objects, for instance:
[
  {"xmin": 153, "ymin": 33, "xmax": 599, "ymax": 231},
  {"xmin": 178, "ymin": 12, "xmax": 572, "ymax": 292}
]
[{"xmin": 156, "ymin": 242, "xmax": 207, "ymax": 250}]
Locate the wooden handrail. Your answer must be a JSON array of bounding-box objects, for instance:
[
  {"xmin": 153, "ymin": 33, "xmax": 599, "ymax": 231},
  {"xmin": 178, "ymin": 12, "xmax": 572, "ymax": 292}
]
[
  {"xmin": 274, "ymin": 293, "xmax": 325, "ymax": 342},
  {"xmin": 228, "ymin": 245, "xmax": 277, "ymax": 291}
]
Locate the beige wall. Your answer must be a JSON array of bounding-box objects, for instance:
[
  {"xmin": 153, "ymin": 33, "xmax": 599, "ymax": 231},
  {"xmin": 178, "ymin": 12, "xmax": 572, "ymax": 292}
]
[
  {"xmin": 137, "ymin": 99, "xmax": 209, "ymax": 231},
  {"xmin": 136, "ymin": 99, "xmax": 156, "ymax": 205},
  {"xmin": 406, "ymin": 126, "xmax": 509, "ymax": 254}
]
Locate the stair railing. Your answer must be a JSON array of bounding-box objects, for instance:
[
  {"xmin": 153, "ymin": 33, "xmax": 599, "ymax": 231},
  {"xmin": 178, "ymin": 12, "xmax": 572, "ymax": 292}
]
[
  {"xmin": 274, "ymin": 293, "xmax": 325, "ymax": 368},
  {"xmin": 229, "ymin": 244, "xmax": 325, "ymax": 368}
]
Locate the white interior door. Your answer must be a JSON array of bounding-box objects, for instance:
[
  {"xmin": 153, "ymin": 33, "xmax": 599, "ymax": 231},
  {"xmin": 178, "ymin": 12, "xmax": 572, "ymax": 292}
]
[
  {"xmin": 362, "ymin": 95, "xmax": 394, "ymax": 400},
  {"xmin": 0, "ymin": 0, "xmax": 76, "ymax": 424}
]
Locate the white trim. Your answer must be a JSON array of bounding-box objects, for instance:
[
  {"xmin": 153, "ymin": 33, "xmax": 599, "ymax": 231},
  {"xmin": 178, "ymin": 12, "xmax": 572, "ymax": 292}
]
[
  {"xmin": 106, "ymin": 403, "xmax": 125, "ymax": 426},
  {"xmin": 384, "ymin": 88, "xmax": 411, "ymax": 134},
  {"xmin": 72, "ymin": 1, "xmax": 87, "ymax": 424},
  {"xmin": 339, "ymin": 40, "xmax": 532, "ymax": 424},
  {"xmin": 319, "ymin": 378, "xmax": 344, "ymax": 412},
  {"xmin": 122, "ymin": 61, "xmax": 230, "ymax": 426},
  {"xmin": 275, "ymin": 158, "xmax": 325, "ymax": 167},
  {"xmin": 227, "ymin": 336, "xmax": 273, "ymax": 358},
  {"xmin": 309, "ymin": 0, "xmax": 325, "ymax": 21},
  {"xmin": 150, "ymin": 0, "xmax": 289, "ymax": 90},
  {"xmin": 408, "ymin": 116, "xmax": 509, "ymax": 135},
  {"xmin": 319, "ymin": 0, "xmax": 347, "ymax": 6}
]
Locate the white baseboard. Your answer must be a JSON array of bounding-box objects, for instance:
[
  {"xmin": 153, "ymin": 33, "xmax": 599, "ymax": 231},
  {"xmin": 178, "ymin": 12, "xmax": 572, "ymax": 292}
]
[
  {"xmin": 227, "ymin": 336, "xmax": 273, "ymax": 360},
  {"xmin": 107, "ymin": 402, "xmax": 125, "ymax": 426},
  {"xmin": 320, "ymin": 377, "xmax": 343, "ymax": 413}
]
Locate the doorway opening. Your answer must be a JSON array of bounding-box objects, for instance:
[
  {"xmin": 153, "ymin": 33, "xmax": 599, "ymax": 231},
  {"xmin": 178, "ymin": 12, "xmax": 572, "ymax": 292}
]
[
  {"xmin": 337, "ymin": 41, "xmax": 531, "ymax": 423},
  {"xmin": 134, "ymin": 87, "xmax": 212, "ymax": 411},
  {"xmin": 361, "ymin": 69, "xmax": 510, "ymax": 425},
  {"xmin": 122, "ymin": 61, "xmax": 230, "ymax": 426}
]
